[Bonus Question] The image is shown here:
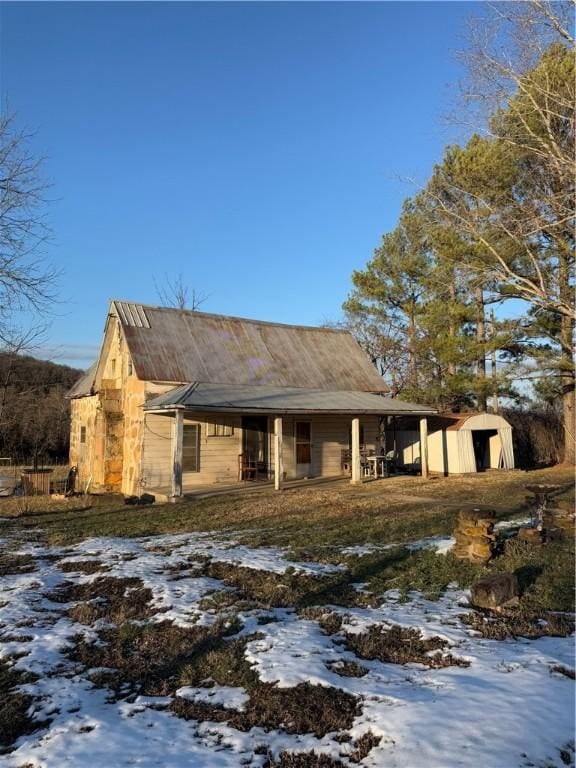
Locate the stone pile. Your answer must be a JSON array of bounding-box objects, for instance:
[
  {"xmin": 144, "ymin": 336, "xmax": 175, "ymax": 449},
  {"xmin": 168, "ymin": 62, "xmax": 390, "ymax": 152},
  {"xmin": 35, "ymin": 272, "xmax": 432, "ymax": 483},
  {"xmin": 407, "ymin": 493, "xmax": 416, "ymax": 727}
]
[
  {"xmin": 453, "ymin": 509, "xmax": 496, "ymax": 564},
  {"xmin": 542, "ymin": 499, "xmax": 575, "ymax": 539}
]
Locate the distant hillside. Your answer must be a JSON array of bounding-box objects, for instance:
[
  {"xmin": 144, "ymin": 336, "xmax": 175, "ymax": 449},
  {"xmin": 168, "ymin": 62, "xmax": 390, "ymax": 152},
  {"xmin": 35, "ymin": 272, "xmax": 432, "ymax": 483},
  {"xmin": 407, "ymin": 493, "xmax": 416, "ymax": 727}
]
[{"xmin": 0, "ymin": 352, "xmax": 84, "ymax": 463}]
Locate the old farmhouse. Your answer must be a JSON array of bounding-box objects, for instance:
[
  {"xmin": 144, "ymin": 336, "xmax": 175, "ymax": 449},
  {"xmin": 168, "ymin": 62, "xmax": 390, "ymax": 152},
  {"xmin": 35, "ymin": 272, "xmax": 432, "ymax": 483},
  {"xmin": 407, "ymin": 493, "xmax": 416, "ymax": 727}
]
[{"xmin": 68, "ymin": 301, "xmax": 436, "ymax": 498}]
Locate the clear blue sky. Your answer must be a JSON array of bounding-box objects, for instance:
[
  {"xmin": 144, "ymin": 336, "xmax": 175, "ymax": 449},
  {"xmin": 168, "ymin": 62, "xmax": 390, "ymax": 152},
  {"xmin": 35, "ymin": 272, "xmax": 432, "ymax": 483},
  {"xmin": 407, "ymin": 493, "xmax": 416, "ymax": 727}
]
[{"xmin": 0, "ymin": 1, "xmax": 477, "ymax": 368}]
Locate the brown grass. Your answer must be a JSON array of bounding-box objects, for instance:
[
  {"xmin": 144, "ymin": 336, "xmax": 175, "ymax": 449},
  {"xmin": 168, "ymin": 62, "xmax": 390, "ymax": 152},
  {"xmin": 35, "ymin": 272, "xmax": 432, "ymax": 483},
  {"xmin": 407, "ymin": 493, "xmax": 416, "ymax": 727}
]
[
  {"xmin": 172, "ymin": 681, "xmax": 360, "ymax": 737},
  {"xmin": 348, "ymin": 731, "xmax": 382, "ymax": 763},
  {"xmin": 71, "ymin": 618, "xmax": 244, "ymax": 696},
  {"xmin": 48, "ymin": 576, "xmax": 155, "ymax": 624},
  {"xmin": 343, "ymin": 624, "xmax": 470, "ymax": 668},
  {"xmin": 326, "ymin": 660, "xmax": 368, "ymax": 678},
  {"xmin": 0, "ymin": 554, "xmax": 36, "ymax": 577},
  {"xmin": 57, "ymin": 560, "xmax": 110, "ymax": 575},
  {"xmin": 298, "ymin": 608, "xmax": 346, "ymax": 635},
  {"xmin": 0, "ymin": 659, "xmax": 43, "ymax": 751},
  {"xmin": 201, "ymin": 562, "xmax": 360, "ymax": 609},
  {"xmin": 264, "ymin": 751, "xmax": 347, "ymax": 767},
  {"xmin": 461, "ymin": 609, "xmax": 575, "ymax": 640}
]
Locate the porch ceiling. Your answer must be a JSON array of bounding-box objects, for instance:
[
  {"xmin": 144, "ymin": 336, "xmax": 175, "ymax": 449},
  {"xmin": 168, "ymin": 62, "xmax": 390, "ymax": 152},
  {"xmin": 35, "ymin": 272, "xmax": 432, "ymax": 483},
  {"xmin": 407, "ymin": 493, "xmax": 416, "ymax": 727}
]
[{"xmin": 143, "ymin": 382, "xmax": 436, "ymax": 416}]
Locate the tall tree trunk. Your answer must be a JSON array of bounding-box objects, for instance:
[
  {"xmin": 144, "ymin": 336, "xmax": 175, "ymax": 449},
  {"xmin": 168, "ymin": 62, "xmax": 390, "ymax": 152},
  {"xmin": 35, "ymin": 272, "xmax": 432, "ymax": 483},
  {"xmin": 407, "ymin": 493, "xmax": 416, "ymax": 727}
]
[
  {"xmin": 448, "ymin": 281, "xmax": 456, "ymax": 377},
  {"xmin": 407, "ymin": 306, "xmax": 418, "ymax": 389},
  {"xmin": 490, "ymin": 308, "xmax": 499, "ymax": 414},
  {"xmin": 559, "ymin": 256, "xmax": 575, "ymax": 464},
  {"xmin": 475, "ymin": 286, "xmax": 487, "ymax": 412}
]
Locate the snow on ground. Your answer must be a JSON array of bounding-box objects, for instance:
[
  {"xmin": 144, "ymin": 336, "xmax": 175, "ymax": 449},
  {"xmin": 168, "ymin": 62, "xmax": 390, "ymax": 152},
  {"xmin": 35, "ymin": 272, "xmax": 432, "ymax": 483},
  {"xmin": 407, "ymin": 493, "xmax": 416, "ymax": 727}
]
[{"xmin": 0, "ymin": 527, "xmax": 574, "ymax": 768}]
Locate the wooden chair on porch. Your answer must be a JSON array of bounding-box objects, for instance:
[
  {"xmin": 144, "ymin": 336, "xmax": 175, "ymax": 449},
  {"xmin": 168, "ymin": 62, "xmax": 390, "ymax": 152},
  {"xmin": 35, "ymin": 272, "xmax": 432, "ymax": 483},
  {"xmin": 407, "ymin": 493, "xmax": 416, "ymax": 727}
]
[{"xmin": 238, "ymin": 453, "xmax": 258, "ymax": 481}]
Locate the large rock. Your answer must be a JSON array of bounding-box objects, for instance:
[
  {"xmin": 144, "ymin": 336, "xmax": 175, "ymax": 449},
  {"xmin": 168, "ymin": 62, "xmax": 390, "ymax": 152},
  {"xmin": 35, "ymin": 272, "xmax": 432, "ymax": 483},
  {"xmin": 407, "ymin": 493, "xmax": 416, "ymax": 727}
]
[{"xmin": 471, "ymin": 573, "xmax": 519, "ymax": 611}]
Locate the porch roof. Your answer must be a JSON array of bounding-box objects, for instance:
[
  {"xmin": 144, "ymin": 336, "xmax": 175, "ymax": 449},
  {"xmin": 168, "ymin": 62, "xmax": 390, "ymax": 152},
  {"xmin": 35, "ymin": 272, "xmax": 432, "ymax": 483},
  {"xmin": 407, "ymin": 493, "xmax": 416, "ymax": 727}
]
[{"xmin": 143, "ymin": 382, "xmax": 436, "ymax": 416}]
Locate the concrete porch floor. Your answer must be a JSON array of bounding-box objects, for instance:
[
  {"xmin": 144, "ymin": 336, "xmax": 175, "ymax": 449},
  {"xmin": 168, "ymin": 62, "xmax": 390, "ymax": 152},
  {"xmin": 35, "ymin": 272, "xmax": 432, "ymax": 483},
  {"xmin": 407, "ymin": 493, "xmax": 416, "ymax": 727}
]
[{"xmin": 148, "ymin": 474, "xmax": 358, "ymax": 502}]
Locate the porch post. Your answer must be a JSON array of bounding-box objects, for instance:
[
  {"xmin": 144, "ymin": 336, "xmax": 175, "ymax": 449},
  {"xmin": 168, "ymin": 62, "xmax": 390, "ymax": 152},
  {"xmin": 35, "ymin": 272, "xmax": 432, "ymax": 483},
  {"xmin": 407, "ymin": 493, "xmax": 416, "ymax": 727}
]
[
  {"xmin": 171, "ymin": 409, "xmax": 183, "ymax": 498},
  {"xmin": 351, "ymin": 417, "xmax": 361, "ymax": 484},
  {"xmin": 419, "ymin": 417, "xmax": 429, "ymax": 479},
  {"xmin": 274, "ymin": 416, "xmax": 283, "ymax": 491}
]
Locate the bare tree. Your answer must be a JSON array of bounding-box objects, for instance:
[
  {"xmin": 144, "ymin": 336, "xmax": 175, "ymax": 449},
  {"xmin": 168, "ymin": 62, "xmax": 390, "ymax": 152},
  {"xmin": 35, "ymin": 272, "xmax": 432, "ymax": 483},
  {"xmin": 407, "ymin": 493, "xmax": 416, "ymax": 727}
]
[
  {"xmin": 153, "ymin": 272, "xmax": 210, "ymax": 311},
  {"xmin": 0, "ymin": 113, "xmax": 57, "ymax": 332}
]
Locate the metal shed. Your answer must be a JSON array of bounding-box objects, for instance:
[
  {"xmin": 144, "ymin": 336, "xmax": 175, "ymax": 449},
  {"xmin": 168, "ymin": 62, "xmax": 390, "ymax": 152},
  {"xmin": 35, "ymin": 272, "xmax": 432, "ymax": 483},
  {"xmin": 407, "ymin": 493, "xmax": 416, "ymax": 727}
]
[{"xmin": 392, "ymin": 413, "xmax": 515, "ymax": 475}]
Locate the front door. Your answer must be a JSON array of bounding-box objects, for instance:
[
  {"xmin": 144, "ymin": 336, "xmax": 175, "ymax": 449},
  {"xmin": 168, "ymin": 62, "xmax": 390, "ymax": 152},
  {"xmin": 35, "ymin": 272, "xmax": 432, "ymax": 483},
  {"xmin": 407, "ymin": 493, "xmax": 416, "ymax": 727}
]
[
  {"xmin": 295, "ymin": 421, "xmax": 312, "ymax": 478},
  {"xmin": 242, "ymin": 416, "xmax": 268, "ymax": 477}
]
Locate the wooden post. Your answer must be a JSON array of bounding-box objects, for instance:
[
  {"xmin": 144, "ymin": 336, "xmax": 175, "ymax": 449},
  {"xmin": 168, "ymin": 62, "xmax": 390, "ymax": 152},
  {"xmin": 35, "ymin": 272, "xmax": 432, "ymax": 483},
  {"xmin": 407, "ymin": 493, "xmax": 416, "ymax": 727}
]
[
  {"xmin": 171, "ymin": 409, "xmax": 183, "ymax": 498},
  {"xmin": 419, "ymin": 417, "xmax": 429, "ymax": 479},
  {"xmin": 351, "ymin": 417, "xmax": 361, "ymax": 484},
  {"xmin": 274, "ymin": 416, "xmax": 283, "ymax": 491}
]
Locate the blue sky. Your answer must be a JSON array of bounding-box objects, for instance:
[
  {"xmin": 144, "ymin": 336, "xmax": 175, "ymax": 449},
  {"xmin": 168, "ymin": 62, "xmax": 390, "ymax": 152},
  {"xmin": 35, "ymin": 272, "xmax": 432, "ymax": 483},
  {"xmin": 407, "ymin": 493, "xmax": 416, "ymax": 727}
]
[{"xmin": 0, "ymin": 1, "xmax": 477, "ymax": 368}]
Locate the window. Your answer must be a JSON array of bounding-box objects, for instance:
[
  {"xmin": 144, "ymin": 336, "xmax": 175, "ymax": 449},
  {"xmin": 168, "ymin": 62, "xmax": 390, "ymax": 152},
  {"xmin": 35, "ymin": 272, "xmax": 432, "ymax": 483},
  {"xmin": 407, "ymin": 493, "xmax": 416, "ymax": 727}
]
[
  {"xmin": 110, "ymin": 358, "xmax": 116, "ymax": 376},
  {"xmin": 207, "ymin": 422, "xmax": 234, "ymax": 437},
  {"xmin": 182, "ymin": 424, "xmax": 200, "ymax": 472},
  {"xmin": 127, "ymin": 359, "xmax": 133, "ymax": 376},
  {"xmin": 295, "ymin": 421, "xmax": 312, "ymax": 465},
  {"xmin": 80, "ymin": 426, "xmax": 86, "ymax": 444}
]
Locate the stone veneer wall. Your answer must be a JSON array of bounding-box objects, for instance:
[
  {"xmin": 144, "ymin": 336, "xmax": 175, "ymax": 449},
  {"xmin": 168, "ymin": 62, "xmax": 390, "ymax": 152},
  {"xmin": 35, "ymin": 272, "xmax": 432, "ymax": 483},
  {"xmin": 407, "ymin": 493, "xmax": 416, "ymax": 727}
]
[{"xmin": 69, "ymin": 395, "xmax": 103, "ymax": 490}]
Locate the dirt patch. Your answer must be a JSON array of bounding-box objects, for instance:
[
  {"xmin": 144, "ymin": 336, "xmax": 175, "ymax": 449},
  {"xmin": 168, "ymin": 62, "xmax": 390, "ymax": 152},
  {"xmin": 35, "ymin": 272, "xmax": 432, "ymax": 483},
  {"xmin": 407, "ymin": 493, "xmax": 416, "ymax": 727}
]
[
  {"xmin": 202, "ymin": 562, "xmax": 359, "ymax": 609},
  {"xmin": 0, "ymin": 659, "xmax": 43, "ymax": 752},
  {"xmin": 0, "ymin": 554, "xmax": 36, "ymax": 577},
  {"xmin": 48, "ymin": 576, "xmax": 154, "ymax": 625},
  {"xmin": 57, "ymin": 560, "xmax": 110, "ymax": 575},
  {"xmin": 461, "ymin": 609, "xmax": 575, "ymax": 640},
  {"xmin": 71, "ymin": 618, "xmax": 244, "ymax": 696},
  {"xmin": 343, "ymin": 624, "xmax": 470, "ymax": 668},
  {"xmin": 172, "ymin": 681, "xmax": 360, "ymax": 737}
]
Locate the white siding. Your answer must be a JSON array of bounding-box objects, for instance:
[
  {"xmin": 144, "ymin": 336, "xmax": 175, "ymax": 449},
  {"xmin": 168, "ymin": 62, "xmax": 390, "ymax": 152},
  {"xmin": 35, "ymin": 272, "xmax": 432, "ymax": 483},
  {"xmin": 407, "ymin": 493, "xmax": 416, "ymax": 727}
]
[{"xmin": 141, "ymin": 411, "xmax": 381, "ymax": 488}]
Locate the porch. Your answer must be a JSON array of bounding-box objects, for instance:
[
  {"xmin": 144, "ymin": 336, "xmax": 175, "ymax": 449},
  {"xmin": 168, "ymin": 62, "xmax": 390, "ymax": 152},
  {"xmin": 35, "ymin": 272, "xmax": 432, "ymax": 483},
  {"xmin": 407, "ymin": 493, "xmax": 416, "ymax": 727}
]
[
  {"xmin": 146, "ymin": 473, "xmax": 354, "ymax": 502},
  {"xmin": 141, "ymin": 382, "xmax": 436, "ymax": 499}
]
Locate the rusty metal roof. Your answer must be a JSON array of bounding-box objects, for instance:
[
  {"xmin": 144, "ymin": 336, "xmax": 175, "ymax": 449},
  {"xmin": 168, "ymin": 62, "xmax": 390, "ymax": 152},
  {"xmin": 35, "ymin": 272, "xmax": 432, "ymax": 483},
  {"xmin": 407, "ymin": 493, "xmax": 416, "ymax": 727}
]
[
  {"xmin": 112, "ymin": 301, "xmax": 387, "ymax": 392},
  {"xmin": 66, "ymin": 362, "xmax": 97, "ymax": 398},
  {"xmin": 144, "ymin": 382, "xmax": 436, "ymax": 416}
]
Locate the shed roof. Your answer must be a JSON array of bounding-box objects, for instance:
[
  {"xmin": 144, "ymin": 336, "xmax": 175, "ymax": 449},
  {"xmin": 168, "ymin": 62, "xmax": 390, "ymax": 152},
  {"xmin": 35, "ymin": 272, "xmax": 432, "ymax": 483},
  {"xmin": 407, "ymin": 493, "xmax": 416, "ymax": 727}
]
[
  {"xmin": 144, "ymin": 382, "xmax": 436, "ymax": 416},
  {"xmin": 111, "ymin": 301, "xmax": 387, "ymax": 392},
  {"xmin": 394, "ymin": 412, "xmax": 512, "ymax": 431},
  {"xmin": 66, "ymin": 362, "xmax": 97, "ymax": 399}
]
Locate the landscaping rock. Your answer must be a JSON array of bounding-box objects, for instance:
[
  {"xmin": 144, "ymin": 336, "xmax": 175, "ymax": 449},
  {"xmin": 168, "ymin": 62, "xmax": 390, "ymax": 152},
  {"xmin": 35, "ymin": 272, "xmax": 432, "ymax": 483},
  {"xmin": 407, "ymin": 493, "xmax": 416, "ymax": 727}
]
[
  {"xmin": 471, "ymin": 573, "xmax": 519, "ymax": 611},
  {"xmin": 453, "ymin": 509, "xmax": 496, "ymax": 564},
  {"xmin": 139, "ymin": 493, "xmax": 155, "ymax": 505}
]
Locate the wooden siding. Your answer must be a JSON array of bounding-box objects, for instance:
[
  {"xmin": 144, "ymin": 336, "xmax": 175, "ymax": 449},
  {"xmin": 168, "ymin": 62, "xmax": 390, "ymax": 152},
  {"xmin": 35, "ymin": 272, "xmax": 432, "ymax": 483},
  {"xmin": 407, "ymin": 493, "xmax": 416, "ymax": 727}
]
[{"xmin": 141, "ymin": 412, "xmax": 380, "ymax": 489}]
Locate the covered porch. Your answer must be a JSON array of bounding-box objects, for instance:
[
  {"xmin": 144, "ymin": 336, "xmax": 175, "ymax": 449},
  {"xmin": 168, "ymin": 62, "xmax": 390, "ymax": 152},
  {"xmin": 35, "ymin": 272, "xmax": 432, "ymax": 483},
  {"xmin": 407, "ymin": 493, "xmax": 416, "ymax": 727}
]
[{"xmin": 141, "ymin": 383, "xmax": 436, "ymax": 499}]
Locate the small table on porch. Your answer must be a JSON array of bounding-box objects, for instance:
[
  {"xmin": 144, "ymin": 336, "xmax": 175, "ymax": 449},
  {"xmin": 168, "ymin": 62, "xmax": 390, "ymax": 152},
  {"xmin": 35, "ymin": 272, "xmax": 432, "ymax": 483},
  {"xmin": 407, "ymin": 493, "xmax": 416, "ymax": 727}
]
[{"xmin": 365, "ymin": 455, "xmax": 388, "ymax": 478}]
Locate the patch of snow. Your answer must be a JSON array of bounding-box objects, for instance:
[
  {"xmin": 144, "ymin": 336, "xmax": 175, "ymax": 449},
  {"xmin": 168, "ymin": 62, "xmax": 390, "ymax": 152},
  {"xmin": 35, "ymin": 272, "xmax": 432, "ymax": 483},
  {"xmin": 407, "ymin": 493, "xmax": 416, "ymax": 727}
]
[
  {"xmin": 406, "ymin": 535, "xmax": 456, "ymax": 554},
  {"xmin": 0, "ymin": 529, "xmax": 573, "ymax": 768},
  {"xmin": 175, "ymin": 685, "xmax": 249, "ymax": 711}
]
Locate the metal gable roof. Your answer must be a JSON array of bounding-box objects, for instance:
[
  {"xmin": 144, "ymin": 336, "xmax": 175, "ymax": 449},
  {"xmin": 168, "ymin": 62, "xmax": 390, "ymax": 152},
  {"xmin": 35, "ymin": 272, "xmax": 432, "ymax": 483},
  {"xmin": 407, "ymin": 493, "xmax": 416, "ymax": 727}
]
[
  {"xmin": 112, "ymin": 301, "xmax": 388, "ymax": 392},
  {"xmin": 144, "ymin": 382, "xmax": 436, "ymax": 416}
]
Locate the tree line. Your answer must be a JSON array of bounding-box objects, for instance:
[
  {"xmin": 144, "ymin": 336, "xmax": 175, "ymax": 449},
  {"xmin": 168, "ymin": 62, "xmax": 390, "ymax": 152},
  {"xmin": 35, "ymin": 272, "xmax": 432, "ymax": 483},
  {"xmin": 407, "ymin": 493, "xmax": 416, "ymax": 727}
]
[
  {"xmin": 0, "ymin": 352, "xmax": 81, "ymax": 464},
  {"xmin": 343, "ymin": 2, "xmax": 575, "ymax": 464}
]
